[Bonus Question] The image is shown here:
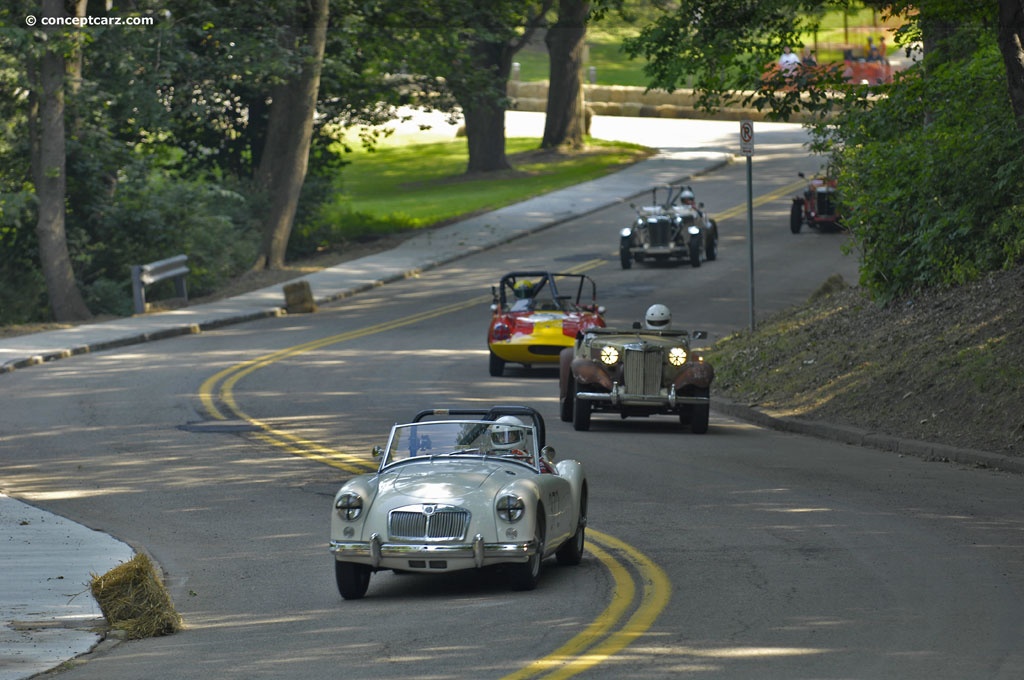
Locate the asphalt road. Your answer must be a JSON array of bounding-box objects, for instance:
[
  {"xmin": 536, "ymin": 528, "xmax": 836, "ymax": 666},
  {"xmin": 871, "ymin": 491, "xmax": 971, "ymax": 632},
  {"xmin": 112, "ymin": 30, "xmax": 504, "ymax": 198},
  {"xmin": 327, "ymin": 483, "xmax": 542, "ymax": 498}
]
[{"xmin": 1, "ymin": 118, "xmax": 1022, "ymax": 679}]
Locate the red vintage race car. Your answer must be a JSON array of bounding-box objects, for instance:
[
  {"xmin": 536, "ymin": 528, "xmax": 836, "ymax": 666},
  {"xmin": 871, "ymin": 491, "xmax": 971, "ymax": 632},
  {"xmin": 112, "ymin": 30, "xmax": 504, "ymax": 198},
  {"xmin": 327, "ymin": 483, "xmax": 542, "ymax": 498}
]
[
  {"xmin": 791, "ymin": 171, "xmax": 842, "ymax": 233},
  {"xmin": 488, "ymin": 272, "xmax": 606, "ymax": 376}
]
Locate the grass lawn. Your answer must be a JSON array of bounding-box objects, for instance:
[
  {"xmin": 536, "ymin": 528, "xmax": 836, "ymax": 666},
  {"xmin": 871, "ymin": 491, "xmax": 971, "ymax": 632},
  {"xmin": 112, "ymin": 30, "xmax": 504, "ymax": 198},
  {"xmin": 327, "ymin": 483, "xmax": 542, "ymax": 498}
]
[{"xmin": 301, "ymin": 136, "xmax": 653, "ymax": 249}]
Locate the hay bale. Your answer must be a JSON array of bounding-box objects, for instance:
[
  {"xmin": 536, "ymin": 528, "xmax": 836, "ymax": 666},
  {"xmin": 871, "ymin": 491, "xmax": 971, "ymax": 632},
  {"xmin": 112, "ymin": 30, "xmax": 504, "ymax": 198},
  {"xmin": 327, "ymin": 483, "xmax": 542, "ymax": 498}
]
[
  {"xmin": 655, "ymin": 104, "xmax": 681, "ymax": 118},
  {"xmin": 621, "ymin": 102, "xmax": 643, "ymax": 117},
  {"xmin": 284, "ymin": 280, "xmax": 317, "ymax": 314},
  {"xmin": 515, "ymin": 81, "xmax": 549, "ymax": 99},
  {"xmin": 91, "ymin": 553, "xmax": 182, "ymax": 639}
]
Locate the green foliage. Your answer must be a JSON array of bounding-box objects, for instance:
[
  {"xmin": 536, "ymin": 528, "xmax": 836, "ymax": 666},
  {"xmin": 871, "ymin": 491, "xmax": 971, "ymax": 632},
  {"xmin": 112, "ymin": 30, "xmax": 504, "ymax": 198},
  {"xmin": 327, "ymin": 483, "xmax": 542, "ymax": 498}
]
[
  {"xmin": 81, "ymin": 172, "xmax": 259, "ymax": 309},
  {"xmin": 830, "ymin": 41, "xmax": 1024, "ymax": 299}
]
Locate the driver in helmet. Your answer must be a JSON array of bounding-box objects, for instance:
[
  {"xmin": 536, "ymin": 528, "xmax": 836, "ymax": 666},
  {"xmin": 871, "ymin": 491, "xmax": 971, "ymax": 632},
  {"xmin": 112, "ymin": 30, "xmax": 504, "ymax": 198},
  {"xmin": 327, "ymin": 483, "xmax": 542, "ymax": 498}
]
[
  {"xmin": 513, "ymin": 280, "xmax": 536, "ymax": 299},
  {"xmin": 644, "ymin": 303, "xmax": 672, "ymax": 330},
  {"xmin": 678, "ymin": 187, "xmax": 696, "ymax": 207},
  {"xmin": 489, "ymin": 415, "xmax": 529, "ymax": 458}
]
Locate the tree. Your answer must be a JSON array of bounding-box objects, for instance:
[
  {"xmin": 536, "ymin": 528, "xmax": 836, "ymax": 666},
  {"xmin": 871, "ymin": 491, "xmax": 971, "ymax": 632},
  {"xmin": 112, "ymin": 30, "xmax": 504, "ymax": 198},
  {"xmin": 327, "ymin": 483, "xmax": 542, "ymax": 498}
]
[
  {"xmin": 31, "ymin": 0, "xmax": 91, "ymax": 321},
  {"xmin": 542, "ymin": 0, "xmax": 591, "ymax": 149},
  {"xmin": 252, "ymin": 0, "xmax": 329, "ymax": 270},
  {"xmin": 448, "ymin": 2, "xmax": 554, "ymax": 172},
  {"xmin": 371, "ymin": 0, "xmax": 553, "ymax": 173}
]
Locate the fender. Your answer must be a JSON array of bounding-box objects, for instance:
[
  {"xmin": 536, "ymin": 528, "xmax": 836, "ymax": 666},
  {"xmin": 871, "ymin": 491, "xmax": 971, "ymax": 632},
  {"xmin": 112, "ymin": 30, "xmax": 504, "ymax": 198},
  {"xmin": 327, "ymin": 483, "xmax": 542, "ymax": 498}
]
[
  {"xmin": 673, "ymin": 360, "xmax": 715, "ymax": 390},
  {"xmin": 571, "ymin": 357, "xmax": 613, "ymax": 391}
]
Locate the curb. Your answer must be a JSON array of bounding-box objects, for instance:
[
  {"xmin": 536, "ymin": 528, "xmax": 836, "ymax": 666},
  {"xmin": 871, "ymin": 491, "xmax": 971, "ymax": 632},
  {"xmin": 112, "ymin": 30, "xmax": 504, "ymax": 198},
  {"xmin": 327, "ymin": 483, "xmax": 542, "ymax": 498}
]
[{"xmin": 713, "ymin": 397, "xmax": 1024, "ymax": 475}]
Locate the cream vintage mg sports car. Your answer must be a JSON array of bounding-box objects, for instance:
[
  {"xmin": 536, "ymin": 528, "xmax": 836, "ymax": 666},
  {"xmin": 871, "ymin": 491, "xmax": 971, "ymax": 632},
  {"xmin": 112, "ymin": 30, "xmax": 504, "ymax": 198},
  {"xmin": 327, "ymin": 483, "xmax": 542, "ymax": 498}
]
[
  {"xmin": 329, "ymin": 406, "xmax": 588, "ymax": 599},
  {"xmin": 559, "ymin": 325, "xmax": 715, "ymax": 433}
]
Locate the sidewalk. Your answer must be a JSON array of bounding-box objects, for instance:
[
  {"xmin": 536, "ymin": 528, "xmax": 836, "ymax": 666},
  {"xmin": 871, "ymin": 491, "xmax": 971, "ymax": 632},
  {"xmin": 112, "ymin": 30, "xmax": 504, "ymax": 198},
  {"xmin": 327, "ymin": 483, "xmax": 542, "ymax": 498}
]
[{"xmin": 0, "ymin": 112, "xmax": 736, "ymax": 679}]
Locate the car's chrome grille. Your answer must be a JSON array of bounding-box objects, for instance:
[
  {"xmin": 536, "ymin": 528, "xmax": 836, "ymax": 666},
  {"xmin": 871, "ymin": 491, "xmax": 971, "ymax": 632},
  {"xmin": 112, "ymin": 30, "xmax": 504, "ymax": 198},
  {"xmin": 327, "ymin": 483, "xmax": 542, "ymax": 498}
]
[
  {"xmin": 816, "ymin": 191, "xmax": 835, "ymax": 216},
  {"xmin": 389, "ymin": 506, "xmax": 470, "ymax": 541},
  {"xmin": 623, "ymin": 348, "xmax": 663, "ymax": 395},
  {"xmin": 647, "ymin": 220, "xmax": 671, "ymax": 247}
]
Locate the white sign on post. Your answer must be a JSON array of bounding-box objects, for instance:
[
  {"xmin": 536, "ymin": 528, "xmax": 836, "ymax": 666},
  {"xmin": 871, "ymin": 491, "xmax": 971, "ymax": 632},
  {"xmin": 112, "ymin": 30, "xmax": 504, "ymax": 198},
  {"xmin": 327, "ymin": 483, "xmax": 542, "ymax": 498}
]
[{"xmin": 740, "ymin": 119, "xmax": 754, "ymax": 156}]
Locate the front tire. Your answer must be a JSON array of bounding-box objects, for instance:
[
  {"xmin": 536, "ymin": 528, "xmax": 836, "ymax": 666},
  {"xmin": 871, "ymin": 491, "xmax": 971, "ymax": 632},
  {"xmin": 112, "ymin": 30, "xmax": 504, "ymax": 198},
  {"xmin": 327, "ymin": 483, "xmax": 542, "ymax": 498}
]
[
  {"xmin": 560, "ymin": 381, "xmax": 574, "ymax": 422},
  {"xmin": 559, "ymin": 349, "xmax": 575, "ymax": 422},
  {"xmin": 335, "ymin": 561, "xmax": 371, "ymax": 600},
  {"xmin": 572, "ymin": 386, "xmax": 591, "ymax": 431},
  {"xmin": 510, "ymin": 508, "xmax": 545, "ymax": 591},
  {"xmin": 619, "ymin": 246, "xmax": 632, "ymax": 270},
  {"xmin": 690, "ymin": 387, "xmax": 710, "ymax": 434},
  {"xmin": 790, "ymin": 201, "xmax": 804, "ymax": 233},
  {"xmin": 489, "ymin": 351, "xmax": 505, "ymax": 377},
  {"xmin": 705, "ymin": 222, "xmax": 718, "ymax": 261},
  {"xmin": 556, "ymin": 488, "xmax": 587, "ymax": 566},
  {"xmin": 689, "ymin": 235, "xmax": 702, "ymax": 267}
]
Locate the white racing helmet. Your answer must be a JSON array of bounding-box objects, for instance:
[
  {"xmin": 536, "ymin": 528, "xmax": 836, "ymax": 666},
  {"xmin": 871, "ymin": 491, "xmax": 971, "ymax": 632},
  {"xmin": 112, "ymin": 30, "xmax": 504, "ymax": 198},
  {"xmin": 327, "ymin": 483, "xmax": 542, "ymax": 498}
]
[
  {"xmin": 490, "ymin": 415, "xmax": 527, "ymax": 452},
  {"xmin": 644, "ymin": 304, "xmax": 672, "ymax": 330}
]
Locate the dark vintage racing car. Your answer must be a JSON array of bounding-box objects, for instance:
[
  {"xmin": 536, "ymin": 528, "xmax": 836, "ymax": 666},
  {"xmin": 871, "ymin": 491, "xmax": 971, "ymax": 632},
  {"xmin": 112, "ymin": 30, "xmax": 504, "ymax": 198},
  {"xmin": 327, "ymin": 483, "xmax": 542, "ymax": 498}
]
[
  {"xmin": 791, "ymin": 171, "xmax": 842, "ymax": 233},
  {"xmin": 559, "ymin": 323, "xmax": 715, "ymax": 433},
  {"xmin": 487, "ymin": 271, "xmax": 605, "ymax": 376},
  {"xmin": 620, "ymin": 185, "xmax": 718, "ymax": 269}
]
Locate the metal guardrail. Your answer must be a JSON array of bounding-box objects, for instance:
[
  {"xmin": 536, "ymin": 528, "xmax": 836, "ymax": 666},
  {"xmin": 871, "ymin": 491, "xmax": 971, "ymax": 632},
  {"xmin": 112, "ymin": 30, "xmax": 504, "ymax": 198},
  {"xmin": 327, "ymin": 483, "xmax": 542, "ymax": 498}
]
[{"xmin": 130, "ymin": 254, "xmax": 189, "ymax": 315}]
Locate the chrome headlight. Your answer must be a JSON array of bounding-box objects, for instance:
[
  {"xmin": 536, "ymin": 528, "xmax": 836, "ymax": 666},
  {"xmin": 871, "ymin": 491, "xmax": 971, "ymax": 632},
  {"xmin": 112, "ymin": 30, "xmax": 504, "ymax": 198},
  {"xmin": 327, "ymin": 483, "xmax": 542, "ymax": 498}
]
[
  {"xmin": 620, "ymin": 227, "xmax": 633, "ymax": 238},
  {"xmin": 668, "ymin": 347, "xmax": 687, "ymax": 366},
  {"xmin": 496, "ymin": 494, "xmax": 525, "ymax": 522},
  {"xmin": 687, "ymin": 225, "xmax": 701, "ymax": 236},
  {"xmin": 335, "ymin": 492, "xmax": 363, "ymax": 521},
  {"xmin": 600, "ymin": 345, "xmax": 620, "ymax": 365}
]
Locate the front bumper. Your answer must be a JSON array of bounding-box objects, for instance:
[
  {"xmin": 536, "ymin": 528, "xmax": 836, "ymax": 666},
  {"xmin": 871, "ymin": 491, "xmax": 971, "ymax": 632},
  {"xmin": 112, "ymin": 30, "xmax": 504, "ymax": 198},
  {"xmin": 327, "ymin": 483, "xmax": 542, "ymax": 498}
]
[
  {"xmin": 577, "ymin": 384, "xmax": 710, "ymax": 408},
  {"xmin": 489, "ymin": 340, "xmax": 567, "ymax": 364},
  {"xmin": 330, "ymin": 533, "xmax": 536, "ymax": 571}
]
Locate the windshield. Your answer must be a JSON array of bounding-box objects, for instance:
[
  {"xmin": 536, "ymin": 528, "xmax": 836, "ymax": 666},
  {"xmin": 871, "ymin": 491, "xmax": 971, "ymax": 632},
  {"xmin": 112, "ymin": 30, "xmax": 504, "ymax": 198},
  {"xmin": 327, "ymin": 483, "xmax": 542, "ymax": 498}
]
[{"xmin": 381, "ymin": 420, "xmax": 538, "ymax": 470}]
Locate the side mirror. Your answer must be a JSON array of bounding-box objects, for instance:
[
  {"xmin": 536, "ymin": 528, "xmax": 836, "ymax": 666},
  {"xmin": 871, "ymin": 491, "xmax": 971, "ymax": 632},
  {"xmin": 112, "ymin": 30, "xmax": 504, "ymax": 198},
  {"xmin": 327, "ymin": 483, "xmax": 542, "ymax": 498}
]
[
  {"xmin": 541, "ymin": 445, "xmax": 557, "ymax": 464},
  {"xmin": 372, "ymin": 445, "xmax": 384, "ymax": 459}
]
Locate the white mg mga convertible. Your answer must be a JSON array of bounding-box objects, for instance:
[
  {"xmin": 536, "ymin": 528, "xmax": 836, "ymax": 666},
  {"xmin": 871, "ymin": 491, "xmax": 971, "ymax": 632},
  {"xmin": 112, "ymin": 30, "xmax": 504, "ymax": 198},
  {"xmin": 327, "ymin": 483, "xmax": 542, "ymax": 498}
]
[{"xmin": 329, "ymin": 406, "xmax": 588, "ymax": 599}]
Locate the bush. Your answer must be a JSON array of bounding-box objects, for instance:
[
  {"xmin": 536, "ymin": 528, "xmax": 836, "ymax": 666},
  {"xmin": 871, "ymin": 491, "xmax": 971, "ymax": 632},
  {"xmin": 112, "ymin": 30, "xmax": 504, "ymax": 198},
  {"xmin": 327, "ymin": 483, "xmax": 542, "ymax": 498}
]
[
  {"xmin": 830, "ymin": 42, "xmax": 1024, "ymax": 300},
  {"xmin": 80, "ymin": 173, "xmax": 259, "ymax": 312}
]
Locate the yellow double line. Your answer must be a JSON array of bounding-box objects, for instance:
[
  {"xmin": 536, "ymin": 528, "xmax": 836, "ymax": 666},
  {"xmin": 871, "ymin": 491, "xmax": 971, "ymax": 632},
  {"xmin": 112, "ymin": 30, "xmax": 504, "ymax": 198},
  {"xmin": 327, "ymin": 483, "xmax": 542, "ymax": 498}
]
[
  {"xmin": 504, "ymin": 530, "xmax": 671, "ymax": 680},
  {"xmin": 198, "ymin": 297, "xmax": 494, "ymax": 473},
  {"xmin": 714, "ymin": 179, "xmax": 806, "ymax": 222},
  {"xmin": 197, "ymin": 259, "xmax": 609, "ymax": 474}
]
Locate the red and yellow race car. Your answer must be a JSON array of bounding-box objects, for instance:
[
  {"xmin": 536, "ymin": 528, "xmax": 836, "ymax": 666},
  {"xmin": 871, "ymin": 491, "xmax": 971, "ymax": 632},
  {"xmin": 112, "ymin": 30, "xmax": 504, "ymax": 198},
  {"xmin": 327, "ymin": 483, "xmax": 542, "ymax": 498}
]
[{"xmin": 487, "ymin": 272, "xmax": 606, "ymax": 376}]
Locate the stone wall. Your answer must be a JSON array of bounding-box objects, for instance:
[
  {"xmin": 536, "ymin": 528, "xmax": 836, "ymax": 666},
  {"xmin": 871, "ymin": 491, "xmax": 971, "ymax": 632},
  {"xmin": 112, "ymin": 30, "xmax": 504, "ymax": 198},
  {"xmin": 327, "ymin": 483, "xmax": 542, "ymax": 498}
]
[{"xmin": 507, "ymin": 80, "xmax": 815, "ymax": 123}]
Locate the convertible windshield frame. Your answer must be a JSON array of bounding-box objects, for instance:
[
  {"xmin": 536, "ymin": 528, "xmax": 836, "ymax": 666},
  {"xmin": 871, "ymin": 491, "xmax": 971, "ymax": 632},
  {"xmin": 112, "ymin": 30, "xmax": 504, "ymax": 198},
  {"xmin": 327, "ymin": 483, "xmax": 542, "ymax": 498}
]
[{"xmin": 380, "ymin": 420, "xmax": 541, "ymax": 473}]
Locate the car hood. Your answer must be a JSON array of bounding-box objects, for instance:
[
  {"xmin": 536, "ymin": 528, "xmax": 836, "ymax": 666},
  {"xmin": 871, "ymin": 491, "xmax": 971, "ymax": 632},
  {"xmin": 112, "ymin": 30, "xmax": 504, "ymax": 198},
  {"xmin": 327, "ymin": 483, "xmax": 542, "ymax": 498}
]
[{"xmin": 378, "ymin": 462, "xmax": 519, "ymax": 501}]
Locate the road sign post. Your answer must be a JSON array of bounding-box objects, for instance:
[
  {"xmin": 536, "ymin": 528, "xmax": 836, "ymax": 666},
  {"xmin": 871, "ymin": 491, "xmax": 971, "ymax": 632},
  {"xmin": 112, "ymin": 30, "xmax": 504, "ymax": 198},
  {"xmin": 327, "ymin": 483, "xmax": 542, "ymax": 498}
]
[{"xmin": 740, "ymin": 120, "xmax": 755, "ymax": 331}]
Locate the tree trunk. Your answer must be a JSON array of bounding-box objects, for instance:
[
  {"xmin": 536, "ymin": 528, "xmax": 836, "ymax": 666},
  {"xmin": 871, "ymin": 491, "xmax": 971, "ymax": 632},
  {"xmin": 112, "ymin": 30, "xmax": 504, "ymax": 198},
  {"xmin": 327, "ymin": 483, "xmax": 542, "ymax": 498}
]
[
  {"xmin": 542, "ymin": 0, "xmax": 590, "ymax": 149},
  {"xmin": 997, "ymin": 0, "xmax": 1024, "ymax": 144},
  {"xmin": 252, "ymin": 0, "xmax": 329, "ymax": 271},
  {"xmin": 464, "ymin": 99, "xmax": 511, "ymax": 173},
  {"xmin": 33, "ymin": 0, "xmax": 91, "ymax": 321},
  {"xmin": 462, "ymin": 41, "xmax": 513, "ymax": 173}
]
